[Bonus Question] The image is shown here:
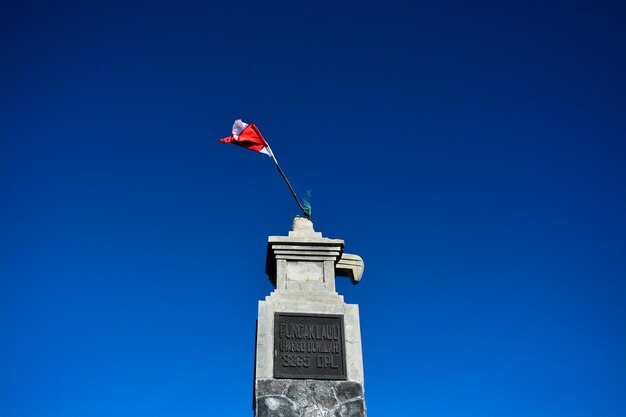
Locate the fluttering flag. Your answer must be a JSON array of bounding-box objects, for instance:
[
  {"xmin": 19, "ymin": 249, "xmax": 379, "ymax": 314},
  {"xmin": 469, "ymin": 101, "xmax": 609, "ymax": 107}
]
[
  {"xmin": 218, "ymin": 119, "xmax": 311, "ymax": 218},
  {"xmin": 219, "ymin": 119, "xmax": 271, "ymax": 156}
]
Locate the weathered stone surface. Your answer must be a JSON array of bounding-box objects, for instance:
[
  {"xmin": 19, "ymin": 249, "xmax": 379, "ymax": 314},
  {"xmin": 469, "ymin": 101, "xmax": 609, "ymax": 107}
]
[
  {"xmin": 332, "ymin": 400, "xmax": 365, "ymax": 417},
  {"xmin": 256, "ymin": 379, "xmax": 366, "ymax": 417},
  {"xmin": 257, "ymin": 396, "xmax": 298, "ymax": 417},
  {"xmin": 257, "ymin": 379, "xmax": 291, "ymax": 394},
  {"xmin": 335, "ymin": 383, "xmax": 363, "ymax": 403}
]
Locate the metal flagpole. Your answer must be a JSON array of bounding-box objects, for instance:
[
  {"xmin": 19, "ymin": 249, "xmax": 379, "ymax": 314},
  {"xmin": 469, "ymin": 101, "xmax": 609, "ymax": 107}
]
[
  {"xmin": 250, "ymin": 123, "xmax": 310, "ymax": 218},
  {"xmin": 267, "ymin": 145, "xmax": 310, "ymax": 219}
]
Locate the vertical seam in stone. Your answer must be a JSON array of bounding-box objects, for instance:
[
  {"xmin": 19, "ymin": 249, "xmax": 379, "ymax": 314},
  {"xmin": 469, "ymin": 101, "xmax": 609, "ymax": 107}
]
[{"xmin": 331, "ymin": 384, "xmax": 340, "ymax": 406}]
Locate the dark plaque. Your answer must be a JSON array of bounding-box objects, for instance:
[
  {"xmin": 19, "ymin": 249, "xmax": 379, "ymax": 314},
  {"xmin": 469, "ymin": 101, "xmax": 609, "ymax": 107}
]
[{"xmin": 274, "ymin": 313, "xmax": 347, "ymax": 380}]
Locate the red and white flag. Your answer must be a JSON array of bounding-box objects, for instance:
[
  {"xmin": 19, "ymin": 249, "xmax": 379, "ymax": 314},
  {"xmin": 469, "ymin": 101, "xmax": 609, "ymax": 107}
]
[
  {"xmin": 219, "ymin": 119, "xmax": 271, "ymax": 157},
  {"xmin": 217, "ymin": 119, "xmax": 310, "ymax": 218}
]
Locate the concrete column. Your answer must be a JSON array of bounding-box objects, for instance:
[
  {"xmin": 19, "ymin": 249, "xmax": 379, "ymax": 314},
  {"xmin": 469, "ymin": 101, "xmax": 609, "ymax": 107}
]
[{"xmin": 254, "ymin": 217, "xmax": 366, "ymax": 417}]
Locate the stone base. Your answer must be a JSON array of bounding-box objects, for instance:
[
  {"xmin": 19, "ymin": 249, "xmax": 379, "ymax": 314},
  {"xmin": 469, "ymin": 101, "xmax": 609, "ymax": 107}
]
[{"xmin": 255, "ymin": 378, "xmax": 366, "ymax": 417}]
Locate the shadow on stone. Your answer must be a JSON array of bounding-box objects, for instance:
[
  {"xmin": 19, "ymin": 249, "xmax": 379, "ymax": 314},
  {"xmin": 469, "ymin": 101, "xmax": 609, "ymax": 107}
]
[
  {"xmin": 335, "ymin": 382, "xmax": 363, "ymax": 403},
  {"xmin": 332, "ymin": 400, "xmax": 365, "ymax": 417}
]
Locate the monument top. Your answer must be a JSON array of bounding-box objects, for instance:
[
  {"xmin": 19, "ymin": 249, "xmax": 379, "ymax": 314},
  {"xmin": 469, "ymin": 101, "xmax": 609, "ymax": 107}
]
[
  {"xmin": 289, "ymin": 216, "xmax": 322, "ymax": 237},
  {"xmin": 265, "ymin": 217, "xmax": 364, "ymax": 290}
]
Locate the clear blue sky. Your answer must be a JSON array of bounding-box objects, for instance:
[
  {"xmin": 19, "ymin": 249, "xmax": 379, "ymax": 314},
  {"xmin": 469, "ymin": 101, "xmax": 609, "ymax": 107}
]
[{"xmin": 3, "ymin": 1, "xmax": 625, "ymax": 416}]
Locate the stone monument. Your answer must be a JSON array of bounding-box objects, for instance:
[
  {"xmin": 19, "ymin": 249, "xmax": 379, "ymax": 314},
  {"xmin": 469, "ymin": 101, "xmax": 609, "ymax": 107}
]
[{"xmin": 254, "ymin": 217, "xmax": 366, "ymax": 416}]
